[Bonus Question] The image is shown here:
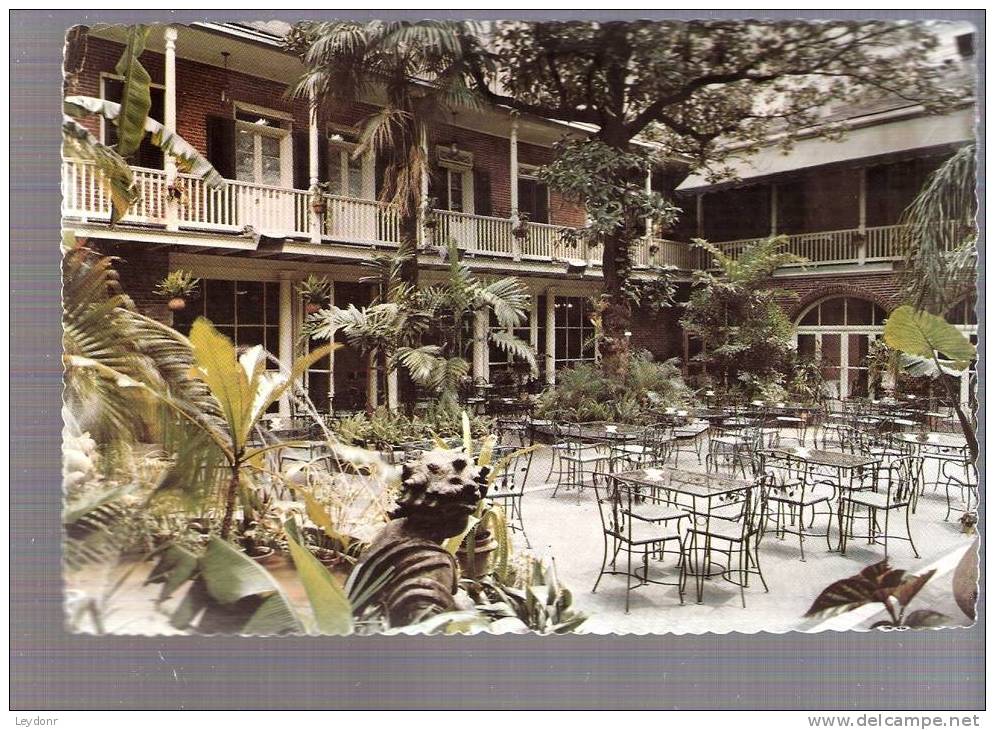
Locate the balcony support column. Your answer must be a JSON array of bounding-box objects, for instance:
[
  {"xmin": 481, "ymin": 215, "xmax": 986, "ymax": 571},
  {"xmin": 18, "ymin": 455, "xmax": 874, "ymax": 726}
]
[
  {"xmin": 529, "ymin": 293, "xmax": 539, "ymax": 348},
  {"xmin": 278, "ymin": 273, "xmax": 294, "ymax": 418},
  {"xmin": 645, "ymin": 168, "xmax": 653, "ymax": 265},
  {"xmin": 308, "ymin": 97, "xmax": 321, "ymax": 243},
  {"xmin": 857, "ymin": 167, "xmax": 868, "ymax": 265},
  {"xmin": 544, "ymin": 290, "xmax": 556, "ymax": 386},
  {"xmin": 164, "ymin": 26, "xmax": 178, "ymax": 232},
  {"xmin": 769, "ymin": 183, "xmax": 778, "ymax": 236},
  {"xmin": 509, "ymin": 114, "xmax": 521, "ymax": 261},
  {"xmin": 418, "ymin": 125, "xmax": 429, "ymax": 249},
  {"xmin": 473, "ymin": 309, "xmax": 489, "ymax": 384}
]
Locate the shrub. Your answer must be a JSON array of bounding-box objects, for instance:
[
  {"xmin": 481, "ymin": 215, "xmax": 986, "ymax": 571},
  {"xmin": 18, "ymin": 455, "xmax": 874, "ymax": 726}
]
[{"xmin": 535, "ymin": 351, "xmax": 690, "ymax": 424}]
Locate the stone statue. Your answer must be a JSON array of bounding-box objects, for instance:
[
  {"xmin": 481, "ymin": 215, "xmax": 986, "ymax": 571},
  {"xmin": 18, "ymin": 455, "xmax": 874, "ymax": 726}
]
[{"xmin": 350, "ymin": 447, "xmax": 489, "ymax": 626}]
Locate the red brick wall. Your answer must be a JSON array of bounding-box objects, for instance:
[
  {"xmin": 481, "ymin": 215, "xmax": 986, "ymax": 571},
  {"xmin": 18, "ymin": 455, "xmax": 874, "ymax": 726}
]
[
  {"xmin": 629, "ymin": 303, "xmax": 685, "ymax": 363},
  {"xmin": 770, "ymin": 271, "xmax": 904, "ymax": 319},
  {"xmin": 71, "ymin": 36, "xmax": 587, "ymax": 228},
  {"xmin": 93, "ymin": 241, "xmax": 172, "ymax": 324}
]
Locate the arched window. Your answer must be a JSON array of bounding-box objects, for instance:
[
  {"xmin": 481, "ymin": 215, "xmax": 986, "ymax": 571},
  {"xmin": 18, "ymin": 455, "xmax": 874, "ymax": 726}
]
[
  {"xmin": 797, "ymin": 296, "xmax": 888, "ymax": 327},
  {"xmin": 795, "ymin": 296, "xmax": 887, "ymax": 400}
]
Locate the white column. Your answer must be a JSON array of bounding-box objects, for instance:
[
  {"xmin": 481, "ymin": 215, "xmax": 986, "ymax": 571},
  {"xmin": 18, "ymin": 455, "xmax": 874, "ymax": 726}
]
[
  {"xmin": 387, "ymin": 370, "xmax": 399, "ymax": 412},
  {"xmin": 644, "ymin": 168, "xmax": 653, "ymax": 239},
  {"xmin": 309, "ymin": 98, "xmax": 321, "ymax": 243},
  {"xmin": 327, "ymin": 280, "xmax": 335, "ymax": 413},
  {"xmin": 770, "ymin": 183, "xmax": 778, "ymax": 237},
  {"xmin": 509, "ymin": 115, "xmax": 521, "ymax": 261},
  {"xmin": 473, "ymin": 309, "xmax": 489, "ymax": 383},
  {"xmin": 857, "ymin": 167, "xmax": 868, "ymax": 265},
  {"xmin": 368, "ymin": 283, "xmax": 379, "ymax": 409},
  {"xmin": 418, "ymin": 125, "xmax": 429, "ymax": 249},
  {"xmin": 278, "ymin": 274, "xmax": 294, "ymax": 417},
  {"xmin": 544, "ymin": 290, "xmax": 556, "ymax": 386},
  {"xmin": 164, "ymin": 26, "xmax": 178, "ymax": 232}
]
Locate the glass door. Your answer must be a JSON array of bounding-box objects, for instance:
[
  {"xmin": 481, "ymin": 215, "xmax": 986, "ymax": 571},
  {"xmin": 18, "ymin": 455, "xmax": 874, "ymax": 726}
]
[{"xmin": 234, "ymin": 109, "xmax": 292, "ymax": 232}]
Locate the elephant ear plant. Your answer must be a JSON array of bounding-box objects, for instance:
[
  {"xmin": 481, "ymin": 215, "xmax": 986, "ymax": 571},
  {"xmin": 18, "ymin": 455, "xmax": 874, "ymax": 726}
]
[{"xmin": 883, "ymin": 305, "xmax": 978, "ymax": 462}]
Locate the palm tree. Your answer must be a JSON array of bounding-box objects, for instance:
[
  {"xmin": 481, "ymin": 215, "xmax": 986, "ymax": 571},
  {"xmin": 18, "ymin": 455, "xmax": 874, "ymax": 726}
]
[
  {"xmin": 287, "ymin": 21, "xmax": 482, "ymax": 285},
  {"xmin": 401, "ymin": 242, "xmax": 537, "ymax": 404},
  {"xmin": 900, "ymin": 143, "xmax": 977, "ymax": 315},
  {"xmin": 308, "ymin": 244, "xmax": 537, "ymax": 410}
]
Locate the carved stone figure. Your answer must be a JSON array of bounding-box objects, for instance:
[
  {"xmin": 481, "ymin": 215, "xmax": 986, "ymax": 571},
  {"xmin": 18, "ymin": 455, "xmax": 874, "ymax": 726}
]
[{"xmin": 350, "ymin": 447, "xmax": 489, "ymax": 626}]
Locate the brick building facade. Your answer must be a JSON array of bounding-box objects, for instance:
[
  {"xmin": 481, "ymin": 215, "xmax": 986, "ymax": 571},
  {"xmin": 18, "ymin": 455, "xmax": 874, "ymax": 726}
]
[{"xmin": 62, "ymin": 23, "xmax": 976, "ymax": 410}]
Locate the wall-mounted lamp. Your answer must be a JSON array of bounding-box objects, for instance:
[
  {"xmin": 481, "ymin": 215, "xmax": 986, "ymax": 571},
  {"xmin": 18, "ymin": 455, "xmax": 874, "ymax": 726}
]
[{"xmin": 220, "ymin": 51, "xmax": 231, "ymax": 104}]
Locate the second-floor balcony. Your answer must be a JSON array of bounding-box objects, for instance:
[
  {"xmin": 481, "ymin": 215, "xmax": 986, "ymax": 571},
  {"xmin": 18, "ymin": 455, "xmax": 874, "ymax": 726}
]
[
  {"xmin": 61, "ymin": 158, "xmax": 690, "ymax": 271},
  {"xmin": 63, "ymin": 159, "xmax": 951, "ymax": 275}
]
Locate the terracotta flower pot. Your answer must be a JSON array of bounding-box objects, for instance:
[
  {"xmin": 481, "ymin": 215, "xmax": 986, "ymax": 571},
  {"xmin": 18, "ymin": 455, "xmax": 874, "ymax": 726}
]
[
  {"xmin": 247, "ymin": 546, "xmax": 283, "ymax": 569},
  {"xmin": 305, "ymin": 301, "xmax": 322, "ymax": 315},
  {"xmin": 167, "ymin": 297, "xmax": 186, "ymax": 311},
  {"xmin": 311, "ymin": 202, "xmax": 327, "ymax": 216}
]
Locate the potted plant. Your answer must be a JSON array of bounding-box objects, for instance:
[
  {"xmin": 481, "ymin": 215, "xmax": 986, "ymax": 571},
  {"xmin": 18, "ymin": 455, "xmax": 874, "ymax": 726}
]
[
  {"xmin": 511, "ymin": 210, "xmax": 530, "ymax": 240},
  {"xmin": 239, "ymin": 521, "xmax": 284, "ymax": 568},
  {"xmin": 298, "ymin": 274, "xmax": 331, "ymax": 314},
  {"xmin": 309, "ymin": 182, "xmax": 331, "ymax": 216},
  {"xmin": 422, "ymin": 197, "xmax": 440, "ymax": 231},
  {"xmin": 154, "ymin": 270, "xmax": 200, "ymax": 312},
  {"xmin": 166, "ymin": 179, "xmax": 188, "ymax": 207},
  {"xmin": 959, "ymin": 511, "xmax": 978, "ymax": 535}
]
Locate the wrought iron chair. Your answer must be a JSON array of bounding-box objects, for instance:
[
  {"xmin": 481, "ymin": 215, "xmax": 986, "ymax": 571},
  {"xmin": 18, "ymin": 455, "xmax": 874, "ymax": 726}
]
[
  {"xmin": 668, "ymin": 419, "xmax": 710, "ymax": 466},
  {"xmin": 592, "ymin": 473, "xmax": 691, "ymax": 613},
  {"xmin": 706, "ymin": 424, "xmax": 761, "ymax": 478},
  {"xmin": 940, "ymin": 454, "xmax": 978, "ymax": 522},
  {"xmin": 840, "ymin": 455, "xmax": 924, "ymax": 558},
  {"xmin": 760, "ymin": 451, "xmax": 835, "ymax": 561},
  {"xmin": 551, "ymin": 423, "xmax": 609, "ymax": 503},
  {"xmin": 609, "ymin": 424, "xmax": 673, "ymax": 472},
  {"xmin": 680, "ymin": 475, "xmax": 770, "ymax": 608},
  {"xmin": 488, "ymin": 445, "xmax": 533, "ymax": 548}
]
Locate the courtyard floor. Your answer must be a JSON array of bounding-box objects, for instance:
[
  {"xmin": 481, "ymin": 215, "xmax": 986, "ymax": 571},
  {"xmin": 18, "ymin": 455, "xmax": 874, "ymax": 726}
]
[{"xmin": 67, "ymin": 429, "xmax": 978, "ymax": 635}]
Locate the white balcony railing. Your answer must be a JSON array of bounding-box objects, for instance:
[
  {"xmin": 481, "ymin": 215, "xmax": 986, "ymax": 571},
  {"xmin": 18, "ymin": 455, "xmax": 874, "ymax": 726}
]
[
  {"xmin": 708, "ymin": 223, "xmax": 962, "ymax": 267},
  {"xmin": 67, "ymin": 160, "xmax": 942, "ymax": 273}
]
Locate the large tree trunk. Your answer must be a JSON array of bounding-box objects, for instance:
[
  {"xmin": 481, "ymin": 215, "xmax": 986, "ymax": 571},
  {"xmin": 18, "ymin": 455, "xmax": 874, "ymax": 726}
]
[
  {"xmin": 396, "ymin": 210, "xmax": 419, "ymax": 411},
  {"xmin": 599, "ymin": 225, "xmax": 635, "ymax": 380}
]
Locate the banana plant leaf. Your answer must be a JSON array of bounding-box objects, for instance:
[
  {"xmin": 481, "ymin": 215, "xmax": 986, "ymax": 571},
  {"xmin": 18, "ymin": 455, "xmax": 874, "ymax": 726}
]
[
  {"xmin": 62, "ymin": 117, "xmax": 138, "ymax": 224},
  {"xmin": 64, "ymin": 95, "xmax": 224, "ymax": 188},
  {"xmin": 112, "ymin": 25, "xmax": 152, "ymax": 158}
]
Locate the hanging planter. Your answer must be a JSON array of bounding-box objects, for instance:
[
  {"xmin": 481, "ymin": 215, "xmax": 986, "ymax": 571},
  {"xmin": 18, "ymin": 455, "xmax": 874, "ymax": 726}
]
[
  {"xmin": 309, "ymin": 182, "xmax": 331, "ymax": 216},
  {"xmin": 297, "ymin": 273, "xmax": 331, "ymax": 315},
  {"xmin": 511, "ymin": 211, "xmax": 531, "ymax": 240},
  {"xmin": 154, "ymin": 270, "xmax": 200, "ymax": 313},
  {"xmin": 423, "ymin": 197, "xmax": 440, "ymax": 231},
  {"xmin": 166, "ymin": 179, "xmax": 188, "ymax": 207}
]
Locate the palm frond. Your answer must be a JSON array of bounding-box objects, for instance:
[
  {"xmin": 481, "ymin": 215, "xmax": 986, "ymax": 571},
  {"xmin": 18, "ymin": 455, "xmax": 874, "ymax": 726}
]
[
  {"xmin": 900, "ymin": 144, "xmax": 978, "ymax": 313},
  {"xmin": 488, "ymin": 330, "xmax": 537, "ymax": 372},
  {"xmin": 476, "ymin": 277, "xmax": 530, "ymax": 327}
]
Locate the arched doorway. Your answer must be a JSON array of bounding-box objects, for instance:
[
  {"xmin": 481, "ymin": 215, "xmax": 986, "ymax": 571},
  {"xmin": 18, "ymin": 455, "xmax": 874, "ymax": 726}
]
[{"xmin": 794, "ymin": 296, "xmax": 889, "ymax": 400}]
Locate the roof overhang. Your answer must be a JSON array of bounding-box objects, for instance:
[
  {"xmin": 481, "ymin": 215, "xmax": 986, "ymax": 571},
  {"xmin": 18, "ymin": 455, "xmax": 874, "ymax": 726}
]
[{"xmin": 678, "ymin": 105, "xmax": 976, "ymax": 192}]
